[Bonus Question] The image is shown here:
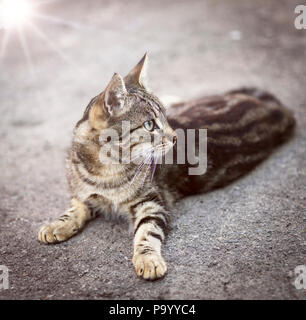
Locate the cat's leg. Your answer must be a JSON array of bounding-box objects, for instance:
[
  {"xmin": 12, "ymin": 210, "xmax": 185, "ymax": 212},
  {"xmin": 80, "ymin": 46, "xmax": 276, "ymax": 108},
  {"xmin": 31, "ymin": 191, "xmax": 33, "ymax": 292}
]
[
  {"xmin": 38, "ymin": 198, "xmax": 94, "ymax": 244},
  {"xmin": 130, "ymin": 195, "xmax": 169, "ymax": 280}
]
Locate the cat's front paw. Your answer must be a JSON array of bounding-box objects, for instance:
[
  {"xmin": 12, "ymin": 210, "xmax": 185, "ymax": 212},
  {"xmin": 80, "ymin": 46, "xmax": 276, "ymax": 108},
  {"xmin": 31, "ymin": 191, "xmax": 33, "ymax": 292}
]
[
  {"xmin": 38, "ymin": 219, "xmax": 79, "ymax": 244},
  {"xmin": 132, "ymin": 252, "xmax": 167, "ymax": 280}
]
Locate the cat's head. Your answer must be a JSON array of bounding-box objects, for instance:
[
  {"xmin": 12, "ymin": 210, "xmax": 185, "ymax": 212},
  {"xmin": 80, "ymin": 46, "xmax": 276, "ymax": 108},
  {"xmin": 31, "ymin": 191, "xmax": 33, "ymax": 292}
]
[{"xmin": 83, "ymin": 54, "xmax": 177, "ymax": 164}]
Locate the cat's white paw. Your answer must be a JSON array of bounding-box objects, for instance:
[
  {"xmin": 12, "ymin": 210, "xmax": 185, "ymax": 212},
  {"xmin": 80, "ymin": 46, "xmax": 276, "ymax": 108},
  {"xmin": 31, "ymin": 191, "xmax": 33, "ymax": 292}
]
[
  {"xmin": 133, "ymin": 252, "xmax": 167, "ymax": 280},
  {"xmin": 38, "ymin": 219, "xmax": 79, "ymax": 244}
]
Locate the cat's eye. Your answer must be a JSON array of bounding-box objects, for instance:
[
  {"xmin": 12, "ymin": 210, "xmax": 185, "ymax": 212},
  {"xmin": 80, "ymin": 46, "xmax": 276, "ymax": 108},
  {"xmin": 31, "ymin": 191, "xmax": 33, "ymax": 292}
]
[{"xmin": 143, "ymin": 120, "xmax": 155, "ymax": 132}]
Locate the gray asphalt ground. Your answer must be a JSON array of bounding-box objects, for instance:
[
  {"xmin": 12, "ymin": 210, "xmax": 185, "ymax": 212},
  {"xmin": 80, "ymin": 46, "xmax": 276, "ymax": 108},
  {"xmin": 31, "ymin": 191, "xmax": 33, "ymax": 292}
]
[{"xmin": 0, "ymin": 0, "xmax": 305, "ymax": 299}]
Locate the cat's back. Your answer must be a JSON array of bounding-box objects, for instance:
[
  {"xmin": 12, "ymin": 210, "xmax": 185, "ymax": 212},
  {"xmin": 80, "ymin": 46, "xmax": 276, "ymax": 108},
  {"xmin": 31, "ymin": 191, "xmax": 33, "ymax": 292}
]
[
  {"xmin": 167, "ymin": 88, "xmax": 294, "ymax": 136},
  {"xmin": 165, "ymin": 88, "xmax": 295, "ymax": 195}
]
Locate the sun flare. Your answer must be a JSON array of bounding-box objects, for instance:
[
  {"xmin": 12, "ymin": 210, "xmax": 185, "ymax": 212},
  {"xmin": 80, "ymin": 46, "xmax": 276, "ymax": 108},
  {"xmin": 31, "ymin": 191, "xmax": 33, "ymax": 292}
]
[{"xmin": 1, "ymin": 0, "xmax": 34, "ymax": 29}]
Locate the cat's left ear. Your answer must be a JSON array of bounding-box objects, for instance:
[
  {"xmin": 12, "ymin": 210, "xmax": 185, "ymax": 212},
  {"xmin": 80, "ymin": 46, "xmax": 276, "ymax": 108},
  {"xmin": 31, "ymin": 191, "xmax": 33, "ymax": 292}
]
[
  {"xmin": 124, "ymin": 53, "xmax": 148, "ymax": 89},
  {"xmin": 103, "ymin": 72, "xmax": 127, "ymax": 115},
  {"xmin": 89, "ymin": 73, "xmax": 127, "ymax": 129}
]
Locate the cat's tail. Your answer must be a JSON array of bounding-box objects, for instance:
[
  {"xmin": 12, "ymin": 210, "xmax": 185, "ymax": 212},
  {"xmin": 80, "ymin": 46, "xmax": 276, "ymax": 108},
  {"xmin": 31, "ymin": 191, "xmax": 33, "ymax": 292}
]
[{"xmin": 227, "ymin": 87, "xmax": 296, "ymax": 144}]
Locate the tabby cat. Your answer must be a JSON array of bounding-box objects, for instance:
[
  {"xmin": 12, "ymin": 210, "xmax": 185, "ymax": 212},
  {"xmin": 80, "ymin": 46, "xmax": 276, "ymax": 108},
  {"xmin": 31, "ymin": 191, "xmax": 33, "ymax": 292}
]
[{"xmin": 38, "ymin": 54, "xmax": 295, "ymax": 280}]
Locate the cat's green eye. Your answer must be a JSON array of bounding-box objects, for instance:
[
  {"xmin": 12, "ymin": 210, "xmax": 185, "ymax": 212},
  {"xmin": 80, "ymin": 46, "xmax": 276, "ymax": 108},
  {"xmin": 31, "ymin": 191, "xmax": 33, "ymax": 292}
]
[{"xmin": 143, "ymin": 120, "xmax": 155, "ymax": 132}]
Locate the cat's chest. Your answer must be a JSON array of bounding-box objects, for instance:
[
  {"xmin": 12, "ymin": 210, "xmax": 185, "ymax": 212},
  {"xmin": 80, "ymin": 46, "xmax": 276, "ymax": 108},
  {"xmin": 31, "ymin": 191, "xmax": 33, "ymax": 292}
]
[{"xmin": 86, "ymin": 180, "xmax": 140, "ymax": 214}]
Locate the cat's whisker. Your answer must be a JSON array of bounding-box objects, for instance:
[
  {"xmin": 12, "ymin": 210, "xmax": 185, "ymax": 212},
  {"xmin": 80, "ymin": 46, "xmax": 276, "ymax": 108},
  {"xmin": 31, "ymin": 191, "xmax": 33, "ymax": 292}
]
[
  {"xmin": 142, "ymin": 154, "xmax": 154, "ymax": 186},
  {"xmin": 129, "ymin": 152, "xmax": 152, "ymax": 185},
  {"xmin": 130, "ymin": 151, "xmax": 149, "ymax": 163},
  {"xmin": 151, "ymin": 154, "xmax": 158, "ymax": 182},
  {"xmin": 130, "ymin": 146, "xmax": 156, "ymax": 163},
  {"xmin": 129, "ymin": 160, "xmax": 146, "ymax": 185}
]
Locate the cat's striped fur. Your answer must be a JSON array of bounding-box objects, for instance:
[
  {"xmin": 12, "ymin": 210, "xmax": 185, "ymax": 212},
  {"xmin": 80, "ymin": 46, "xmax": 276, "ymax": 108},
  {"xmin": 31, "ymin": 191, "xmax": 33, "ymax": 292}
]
[
  {"xmin": 165, "ymin": 87, "xmax": 295, "ymax": 196},
  {"xmin": 38, "ymin": 55, "xmax": 295, "ymax": 280}
]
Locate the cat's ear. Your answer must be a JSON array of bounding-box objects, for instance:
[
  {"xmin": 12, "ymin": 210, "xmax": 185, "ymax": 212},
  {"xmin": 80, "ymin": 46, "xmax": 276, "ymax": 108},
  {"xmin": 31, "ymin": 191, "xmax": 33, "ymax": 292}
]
[
  {"xmin": 89, "ymin": 73, "xmax": 127, "ymax": 129},
  {"xmin": 103, "ymin": 73, "xmax": 127, "ymax": 115},
  {"xmin": 124, "ymin": 53, "xmax": 148, "ymax": 88}
]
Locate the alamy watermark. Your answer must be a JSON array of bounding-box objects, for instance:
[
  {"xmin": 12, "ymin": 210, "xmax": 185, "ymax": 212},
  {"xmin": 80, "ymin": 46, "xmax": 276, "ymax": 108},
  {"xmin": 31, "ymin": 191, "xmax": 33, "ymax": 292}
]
[
  {"xmin": 295, "ymin": 5, "xmax": 306, "ymax": 29},
  {"xmin": 98, "ymin": 121, "xmax": 208, "ymax": 176},
  {"xmin": 0, "ymin": 265, "xmax": 9, "ymax": 290},
  {"xmin": 293, "ymin": 265, "xmax": 306, "ymax": 290}
]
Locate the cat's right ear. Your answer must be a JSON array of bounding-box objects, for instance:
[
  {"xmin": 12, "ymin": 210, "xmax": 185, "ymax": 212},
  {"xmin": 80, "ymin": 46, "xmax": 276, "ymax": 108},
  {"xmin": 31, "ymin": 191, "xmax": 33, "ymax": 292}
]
[
  {"xmin": 89, "ymin": 73, "xmax": 127, "ymax": 129},
  {"xmin": 124, "ymin": 53, "xmax": 148, "ymax": 89}
]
